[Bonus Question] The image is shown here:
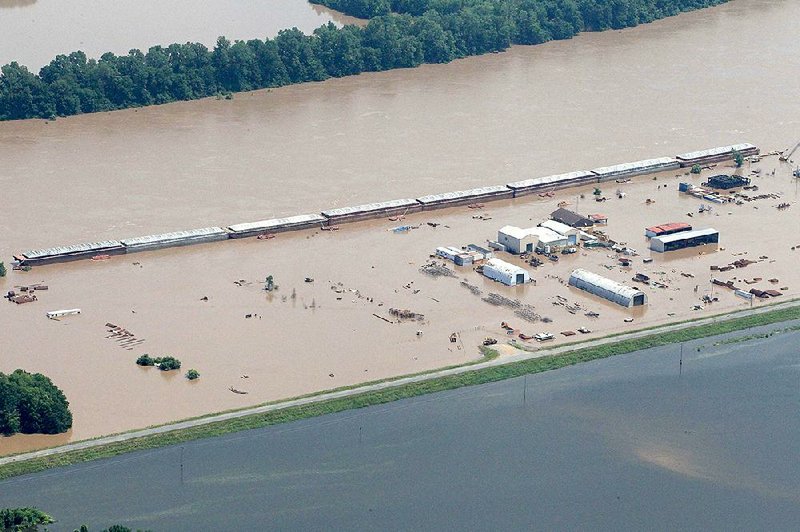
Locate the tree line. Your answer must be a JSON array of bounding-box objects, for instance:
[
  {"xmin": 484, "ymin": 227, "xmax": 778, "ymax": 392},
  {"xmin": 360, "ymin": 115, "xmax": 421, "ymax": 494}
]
[{"xmin": 0, "ymin": 0, "xmax": 727, "ymax": 121}]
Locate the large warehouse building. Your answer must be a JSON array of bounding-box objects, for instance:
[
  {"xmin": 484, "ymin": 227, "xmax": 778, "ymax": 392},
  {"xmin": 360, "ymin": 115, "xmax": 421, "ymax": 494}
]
[
  {"xmin": 483, "ymin": 258, "xmax": 530, "ymax": 286},
  {"xmin": 568, "ymin": 269, "xmax": 647, "ymax": 307},
  {"xmin": 650, "ymin": 228, "xmax": 719, "ymax": 252},
  {"xmin": 497, "ymin": 226, "xmax": 568, "ymax": 254}
]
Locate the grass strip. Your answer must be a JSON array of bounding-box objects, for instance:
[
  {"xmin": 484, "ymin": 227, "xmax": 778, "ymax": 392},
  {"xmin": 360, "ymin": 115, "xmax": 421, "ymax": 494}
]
[{"xmin": 1, "ymin": 304, "xmax": 798, "ymax": 481}]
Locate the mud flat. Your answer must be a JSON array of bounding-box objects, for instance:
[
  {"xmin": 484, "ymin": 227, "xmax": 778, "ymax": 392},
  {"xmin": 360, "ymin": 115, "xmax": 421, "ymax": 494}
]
[{"xmin": 1, "ymin": 154, "xmax": 797, "ymax": 455}]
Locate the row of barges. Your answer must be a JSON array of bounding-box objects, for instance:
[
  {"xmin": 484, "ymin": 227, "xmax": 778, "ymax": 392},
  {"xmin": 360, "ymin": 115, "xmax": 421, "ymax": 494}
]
[{"xmin": 13, "ymin": 143, "xmax": 758, "ymax": 266}]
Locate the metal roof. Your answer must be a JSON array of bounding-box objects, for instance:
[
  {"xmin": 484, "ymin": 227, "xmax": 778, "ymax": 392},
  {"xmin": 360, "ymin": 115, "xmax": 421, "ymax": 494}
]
[
  {"xmin": 499, "ymin": 225, "xmax": 566, "ymax": 243},
  {"xmin": 507, "ymin": 171, "xmax": 594, "ymax": 190},
  {"xmin": 569, "ymin": 269, "xmax": 644, "ymax": 300},
  {"xmin": 228, "ymin": 214, "xmax": 326, "ymax": 233},
  {"xmin": 526, "ymin": 226, "xmax": 566, "ymax": 244},
  {"xmin": 499, "ymin": 225, "xmax": 532, "ymax": 240},
  {"xmin": 321, "ymin": 198, "xmax": 418, "ymax": 217},
  {"xmin": 121, "ymin": 227, "xmax": 226, "ymax": 246},
  {"xmin": 24, "ymin": 240, "xmax": 123, "ymax": 259},
  {"xmin": 540, "ymin": 220, "xmax": 577, "ymax": 236},
  {"xmin": 645, "ymin": 222, "xmax": 692, "ymax": 234},
  {"xmin": 485, "ymin": 258, "xmax": 528, "ymax": 276},
  {"xmin": 592, "ymin": 157, "xmax": 679, "ymax": 176},
  {"xmin": 676, "ymin": 143, "xmax": 756, "ymax": 160},
  {"xmin": 651, "ymin": 227, "xmax": 718, "ymax": 244},
  {"xmin": 417, "ymin": 185, "xmax": 509, "ymax": 204}
]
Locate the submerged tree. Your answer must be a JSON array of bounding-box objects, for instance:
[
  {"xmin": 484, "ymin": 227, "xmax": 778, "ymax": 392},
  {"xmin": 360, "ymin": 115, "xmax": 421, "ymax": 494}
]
[
  {"xmin": 0, "ymin": 507, "xmax": 54, "ymax": 531},
  {"xmin": 733, "ymin": 150, "xmax": 744, "ymax": 167},
  {"xmin": 0, "ymin": 370, "xmax": 72, "ymax": 436},
  {"xmin": 690, "ymin": 164, "xmax": 701, "ymax": 174}
]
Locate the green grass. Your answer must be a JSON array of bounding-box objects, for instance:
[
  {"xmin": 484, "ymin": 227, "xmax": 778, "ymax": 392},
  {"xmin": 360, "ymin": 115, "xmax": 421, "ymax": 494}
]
[{"xmin": 1, "ymin": 304, "xmax": 798, "ymax": 481}]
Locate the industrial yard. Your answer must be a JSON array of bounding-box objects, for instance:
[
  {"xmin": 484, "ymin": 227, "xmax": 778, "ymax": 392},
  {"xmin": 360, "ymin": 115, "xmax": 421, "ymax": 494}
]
[{"xmin": 1, "ymin": 147, "xmax": 798, "ymax": 455}]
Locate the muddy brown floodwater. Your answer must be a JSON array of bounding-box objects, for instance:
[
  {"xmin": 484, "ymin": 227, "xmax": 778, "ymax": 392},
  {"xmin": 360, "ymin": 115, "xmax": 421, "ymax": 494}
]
[
  {"xmin": 1, "ymin": 0, "xmax": 800, "ymax": 455},
  {"xmin": 0, "ymin": 0, "xmax": 362, "ymax": 70}
]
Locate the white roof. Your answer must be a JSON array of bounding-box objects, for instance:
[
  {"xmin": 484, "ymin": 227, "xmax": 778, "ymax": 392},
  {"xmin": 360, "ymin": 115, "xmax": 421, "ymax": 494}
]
[
  {"xmin": 321, "ymin": 198, "xmax": 418, "ymax": 217},
  {"xmin": 592, "ymin": 157, "xmax": 678, "ymax": 176},
  {"xmin": 526, "ymin": 226, "xmax": 566, "ymax": 244},
  {"xmin": 540, "ymin": 220, "xmax": 577, "ymax": 236},
  {"xmin": 499, "ymin": 225, "xmax": 566, "ymax": 243},
  {"xmin": 485, "ymin": 258, "xmax": 528, "ymax": 276},
  {"xmin": 651, "ymin": 227, "xmax": 718, "ymax": 244},
  {"xmin": 676, "ymin": 143, "xmax": 756, "ymax": 160},
  {"xmin": 228, "ymin": 214, "xmax": 325, "ymax": 233},
  {"xmin": 25, "ymin": 240, "xmax": 123, "ymax": 259},
  {"xmin": 417, "ymin": 185, "xmax": 508, "ymax": 204},
  {"xmin": 121, "ymin": 227, "xmax": 226, "ymax": 246},
  {"xmin": 507, "ymin": 171, "xmax": 594, "ymax": 190},
  {"xmin": 499, "ymin": 225, "xmax": 533, "ymax": 240},
  {"xmin": 569, "ymin": 269, "xmax": 643, "ymax": 299}
]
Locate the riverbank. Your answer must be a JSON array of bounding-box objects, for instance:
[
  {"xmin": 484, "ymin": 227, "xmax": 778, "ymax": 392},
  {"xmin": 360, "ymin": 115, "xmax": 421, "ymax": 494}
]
[
  {"xmin": 1, "ymin": 299, "xmax": 798, "ymax": 481},
  {"xmin": 0, "ymin": 0, "xmax": 731, "ymax": 120}
]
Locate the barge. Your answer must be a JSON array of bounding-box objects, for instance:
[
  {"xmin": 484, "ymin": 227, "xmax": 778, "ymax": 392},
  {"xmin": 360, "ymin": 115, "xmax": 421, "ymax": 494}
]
[
  {"xmin": 417, "ymin": 185, "xmax": 512, "ymax": 210},
  {"xmin": 227, "ymin": 214, "xmax": 326, "ymax": 238},
  {"xmin": 321, "ymin": 198, "xmax": 421, "ymax": 224},
  {"xmin": 506, "ymin": 170, "xmax": 595, "ymax": 198},
  {"xmin": 121, "ymin": 227, "xmax": 228, "ymax": 252},
  {"xmin": 10, "ymin": 142, "xmax": 757, "ymax": 268},
  {"xmin": 17, "ymin": 240, "xmax": 125, "ymax": 266},
  {"xmin": 592, "ymin": 157, "xmax": 680, "ymax": 181},
  {"xmin": 675, "ymin": 143, "xmax": 759, "ymax": 167}
]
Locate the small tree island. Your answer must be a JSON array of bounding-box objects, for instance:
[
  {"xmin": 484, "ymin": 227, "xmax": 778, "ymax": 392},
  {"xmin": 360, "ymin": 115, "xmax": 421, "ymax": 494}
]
[{"xmin": 0, "ymin": 370, "xmax": 72, "ymax": 436}]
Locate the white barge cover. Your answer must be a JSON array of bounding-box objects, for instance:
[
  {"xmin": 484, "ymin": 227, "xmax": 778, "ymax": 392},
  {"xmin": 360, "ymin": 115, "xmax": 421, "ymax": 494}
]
[
  {"xmin": 675, "ymin": 143, "xmax": 757, "ymax": 161},
  {"xmin": 417, "ymin": 185, "xmax": 510, "ymax": 204},
  {"xmin": 592, "ymin": 157, "xmax": 679, "ymax": 177},
  {"xmin": 507, "ymin": 171, "xmax": 595, "ymax": 190},
  {"xmin": 24, "ymin": 240, "xmax": 124, "ymax": 259},
  {"xmin": 121, "ymin": 227, "xmax": 227, "ymax": 247},
  {"xmin": 228, "ymin": 214, "xmax": 326, "ymax": 234},
  {"xmin": 321, "ymin": 198, "xmax": 418, "ymax": 217}
]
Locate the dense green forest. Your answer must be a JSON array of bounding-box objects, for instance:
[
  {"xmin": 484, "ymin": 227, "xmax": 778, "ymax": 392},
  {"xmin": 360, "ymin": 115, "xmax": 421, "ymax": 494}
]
[
  {"xmin": 0, "ymin": 0, "xmax": 728, "ymax": 121},
  {"xmin": 0, "ymin": 370, "xmax": 72, "ymax": 436}
]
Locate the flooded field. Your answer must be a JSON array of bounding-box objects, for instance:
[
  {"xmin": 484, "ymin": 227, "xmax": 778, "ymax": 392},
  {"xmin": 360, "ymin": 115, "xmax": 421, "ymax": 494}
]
[
  {"xmin": 0, "ymin": 0, "xmax": 361, "ymax": 70},
  {"xmin": 1, "ymin": 155, "xmax": 798, "ymax": 455},
  {"xmin": 2, "ymin": 0, "xmax": 800, "ymax": 454},
  {"xmin": 2, "ymin": 325, "xmax": 798, "ymax": 530}
]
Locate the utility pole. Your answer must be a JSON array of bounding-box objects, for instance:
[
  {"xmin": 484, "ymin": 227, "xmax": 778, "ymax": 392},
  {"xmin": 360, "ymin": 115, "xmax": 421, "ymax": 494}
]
[
  {"xmin": 523, "ymin": 374, "xmax": 528, "ymax": 406},
  {"xmin": 180, "ymin": 446, "xmax": 185, "ymax": 485},
  {"xmin": 679, "ymin": 343, "xmax": 683, "ymax": 377}
]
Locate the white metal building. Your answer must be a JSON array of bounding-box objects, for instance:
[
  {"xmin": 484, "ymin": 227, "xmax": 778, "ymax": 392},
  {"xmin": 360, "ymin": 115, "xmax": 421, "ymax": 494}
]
[
  {"xmin": 539, "ymin": 220, "xmax": 579, "ymax": 245},
  {"xmin": 483, "ymin": 258, "xmax": 530, "ymax": 286},
  {"xmin": 498, "ymin": 226, "xmax": 568, "ymax": 254},
  {"xmin": 650, "ymin": 228, "xmax": 719, "ymax": 253},
  {"xmin": 569, "ymin": 269, "xmax": 647, "ymax": 307}
]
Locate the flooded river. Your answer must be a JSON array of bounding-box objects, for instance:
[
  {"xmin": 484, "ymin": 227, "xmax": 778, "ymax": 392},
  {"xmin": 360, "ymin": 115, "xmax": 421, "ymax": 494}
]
[
  {"xmin": 2, "ymin": 326, "xmax": 798, "ymax": 530},
  {"xmin": 1, "ymin": 0, "xmax": 800, "ymax": 454},
  {"xmin": 0, "ymin": 0, "xmax": 361, "ymax": 71}
]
